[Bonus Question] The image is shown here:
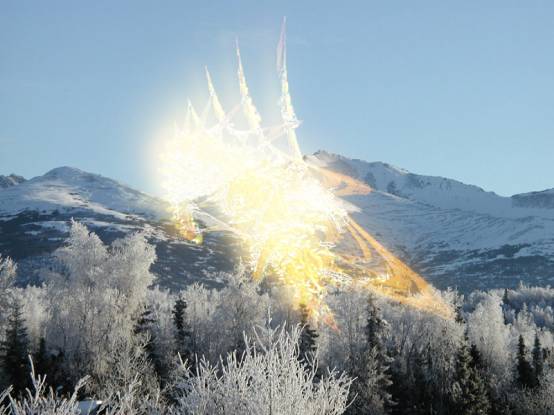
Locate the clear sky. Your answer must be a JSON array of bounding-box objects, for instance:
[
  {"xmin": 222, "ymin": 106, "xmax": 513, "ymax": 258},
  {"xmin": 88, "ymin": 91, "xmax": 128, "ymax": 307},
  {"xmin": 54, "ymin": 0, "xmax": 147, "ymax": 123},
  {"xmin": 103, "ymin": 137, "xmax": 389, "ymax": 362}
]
[{"xmin": 1, "ymin": 1, "xmax": 553, "ymax": 196}]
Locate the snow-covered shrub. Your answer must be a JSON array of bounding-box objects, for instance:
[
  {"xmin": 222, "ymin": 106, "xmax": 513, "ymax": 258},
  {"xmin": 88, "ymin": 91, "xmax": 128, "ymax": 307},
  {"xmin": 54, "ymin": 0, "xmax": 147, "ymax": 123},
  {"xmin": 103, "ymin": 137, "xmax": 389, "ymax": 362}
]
[{"xmin": 173, "ymin": 323, "xmax": 352, "ymax": 415}]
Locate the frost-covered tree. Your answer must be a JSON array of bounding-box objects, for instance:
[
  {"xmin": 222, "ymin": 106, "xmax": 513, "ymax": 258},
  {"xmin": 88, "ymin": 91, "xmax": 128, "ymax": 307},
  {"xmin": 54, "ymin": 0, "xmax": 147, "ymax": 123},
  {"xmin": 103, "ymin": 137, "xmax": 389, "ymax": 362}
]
[
  {"xmin": 466, "ymin": 293, "xmax": 512, "ymax": 387},
  {"xmin": 0, "ymin": 256, "xmax": 16, "ymax": 330},
  {"xmin": 179, "ymin": 283, "xmax": 221, "ymax": 361},
  {"xmin": 173, "ymin": 324, "xmax": 352, "ymax": 415},
  {"xmin": 92, "ymin": 336, "xmax": 163, "ymax": 414},
  {"xmin": 510, "ymin": 366, "xmax": 554, "ymax": 415},
  {"xmin": 43, "ymin": 220, "xmax": 156, "ymax": 383},
  {"xmin": 347, "ymin": 294, "xmax": 393, "ymax": 415},
  {"xmin": 211, "ymin": 268, "xmax": 269, "ymax": 357}
]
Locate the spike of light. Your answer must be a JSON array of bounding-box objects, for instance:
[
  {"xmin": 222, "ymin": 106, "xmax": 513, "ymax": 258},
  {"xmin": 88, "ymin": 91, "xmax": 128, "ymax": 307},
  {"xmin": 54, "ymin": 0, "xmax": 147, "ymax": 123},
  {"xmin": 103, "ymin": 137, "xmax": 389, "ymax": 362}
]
[{"xmin": 160, "ymin": 23, "xmax": 453, "ymax": 324}]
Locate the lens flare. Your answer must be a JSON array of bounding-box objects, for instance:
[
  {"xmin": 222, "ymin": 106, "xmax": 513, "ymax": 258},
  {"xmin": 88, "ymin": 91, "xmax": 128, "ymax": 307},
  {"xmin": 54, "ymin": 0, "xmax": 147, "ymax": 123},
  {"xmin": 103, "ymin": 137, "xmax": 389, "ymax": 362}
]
[{"xmin": 160, "ymin": 20, "xmax": 453, "ymax": 323}]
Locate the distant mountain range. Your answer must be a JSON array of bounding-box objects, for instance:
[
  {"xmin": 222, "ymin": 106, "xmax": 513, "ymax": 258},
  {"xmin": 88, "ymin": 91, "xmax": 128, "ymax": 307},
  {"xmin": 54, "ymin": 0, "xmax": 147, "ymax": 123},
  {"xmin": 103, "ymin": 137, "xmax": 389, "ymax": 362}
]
[{"xmin": 1, "ymin": 154, "xmax": 553, "ymax": 292}]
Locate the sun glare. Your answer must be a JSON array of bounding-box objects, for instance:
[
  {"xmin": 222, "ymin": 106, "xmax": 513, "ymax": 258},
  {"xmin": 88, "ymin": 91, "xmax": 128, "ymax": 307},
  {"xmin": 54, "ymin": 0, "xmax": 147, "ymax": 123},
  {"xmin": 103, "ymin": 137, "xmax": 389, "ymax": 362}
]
[{"xmin": 159, "ymin": 20, "xmax": 453, "ymax": 323}]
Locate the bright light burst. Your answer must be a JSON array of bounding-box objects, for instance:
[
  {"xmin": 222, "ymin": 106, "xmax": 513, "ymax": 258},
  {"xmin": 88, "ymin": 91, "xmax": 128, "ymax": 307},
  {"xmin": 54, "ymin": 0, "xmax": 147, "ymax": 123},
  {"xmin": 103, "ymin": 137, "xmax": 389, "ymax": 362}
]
[{"xmin": 160, "ymin": 20, "xmax": 453, "ymax": 323}]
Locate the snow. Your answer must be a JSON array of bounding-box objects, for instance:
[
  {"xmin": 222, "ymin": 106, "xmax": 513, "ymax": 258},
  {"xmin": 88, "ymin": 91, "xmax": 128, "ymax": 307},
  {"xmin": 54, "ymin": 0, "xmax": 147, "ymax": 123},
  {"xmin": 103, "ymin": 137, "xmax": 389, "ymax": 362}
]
[
  {"xmin": 309, "ymin": 150, "xmax": 554, "ymax": 220},
  {"xmin": 77, "ymin": 400, "xmax": 103, "ymax": 415},
  {"xmin": 0, "ymin": 166, "xmax": 169, "ymax": 220}
]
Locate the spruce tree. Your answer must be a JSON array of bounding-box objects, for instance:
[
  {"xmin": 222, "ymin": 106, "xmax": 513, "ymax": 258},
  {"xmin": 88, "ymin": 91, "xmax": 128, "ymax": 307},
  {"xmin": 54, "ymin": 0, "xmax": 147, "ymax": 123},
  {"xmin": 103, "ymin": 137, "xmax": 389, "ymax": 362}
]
[
  {"xmin": 1, "ymin": 299, "xmax": 30, "ymax": 395},
  {"xmin": 516, "ymin": 335, "xmax": 534, "ymax": 389},
  {"xmin": 348, "ymin": 294, "xmax": 394, "ymax": 414},
  {"xmin": 469, "ymin": 343, "xmax": 482, "ymax": 370},
  {"xmin": 172, "ymin": 294, "xmax": 192, "ymax": 364},
  {"xmin": 134, "ymin": 305, "xmax": 164, "ymax": 381},
  {"xmin": 502, "ymin": 288, "xmax": 509, "ymax": 305},
  {"xmin": 366, "ymin": 294, "xmax": 386, "ymax": 353},
  {"xmin": 531, "ymin": 332, "xmax": 543, "ymax": 386},
  {"xmin": 453, "ymin": 337, "xmax": 490, "ymax": 415},
  {"xmin": 33, "ymin": 337, "xmax": 49, "ymax": 379},
  {"xmin": 298, "ymin": 303, "xmax": 318, "ymax": 372}
]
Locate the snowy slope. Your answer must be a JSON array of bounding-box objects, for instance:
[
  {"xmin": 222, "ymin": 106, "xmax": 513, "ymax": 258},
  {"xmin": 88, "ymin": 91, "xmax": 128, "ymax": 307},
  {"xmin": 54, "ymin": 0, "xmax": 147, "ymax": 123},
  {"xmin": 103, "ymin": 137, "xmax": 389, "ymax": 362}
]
[
  {"xmin": 308, "ymin": 151, "xmax": 554, "ymax": 220},
  {"xmin": 0, "ymin": 167, "xmax": 167, "ymax": 220},
  {"xmin": 0, "ymin": 174, "xmax": 25, "ymax": 189},
  {"xmin": 513, "ymin": 189, "xmax": 554, "ymax": 210},
  {"xmin": 0, "ymin": 161, "xmax": 553, "ymax": 292},
  {"xmin": 309, "ymin": 151, "xmax": 554, "ymax": 290},
  {"xmin": 0, "ymin": 167, "xmax": 239, "ymax": 290}
]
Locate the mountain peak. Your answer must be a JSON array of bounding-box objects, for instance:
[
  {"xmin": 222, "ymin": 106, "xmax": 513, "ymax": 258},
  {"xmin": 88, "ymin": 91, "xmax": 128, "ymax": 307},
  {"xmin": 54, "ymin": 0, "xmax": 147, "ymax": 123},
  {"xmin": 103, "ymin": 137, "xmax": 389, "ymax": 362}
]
[
  {"xmin": 512, "ymin": 188, "xmax": 554, "ymax": 209},
  {"xmin": 310, "ymin": 151, "xmax": 554, "ymax": 219},
  {"xmin": 0, "ymin": 166, "xmax": 168, "ymax": 220},
  {"xmin": 43, "ymin": 166, "xmax": 106, "ymax": 182},
  {"xmin": 0, "ymin": 174, "xmax": 26, "ymax": 189}
]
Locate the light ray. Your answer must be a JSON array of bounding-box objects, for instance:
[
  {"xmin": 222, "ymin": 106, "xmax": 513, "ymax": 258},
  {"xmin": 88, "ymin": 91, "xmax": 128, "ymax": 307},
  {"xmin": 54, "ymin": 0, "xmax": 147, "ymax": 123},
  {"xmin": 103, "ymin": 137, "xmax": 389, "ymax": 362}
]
[{"xmin": 160, "ymin": 22, "xmax": 453, "ymax": 324}]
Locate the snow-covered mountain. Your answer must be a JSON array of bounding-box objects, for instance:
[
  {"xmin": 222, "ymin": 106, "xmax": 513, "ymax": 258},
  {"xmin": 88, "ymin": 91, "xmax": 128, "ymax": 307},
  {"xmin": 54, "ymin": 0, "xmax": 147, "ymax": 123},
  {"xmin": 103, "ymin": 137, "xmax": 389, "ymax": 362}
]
[
  {"xmin": 0, "ymin": 167, "xmax": 167, "ymax": 220},
  {"xmin": 0, "ymin": 158, "xmax": 552, "ymax": 292},
  {"xmin": 0, "ymin": 174, "xmax": 25, "ymax": 189},
  {"xmin": 0, "ymin": 167, "xmax": 239, "ymax": 291},
  {"xmin": 512, "ymin": 188, "xmax": 554, "ymax": 210},
  {"xmin": 308, "ymin": 151, "xmax": 554, "ymax": 290},
  {"xmin": 309, "ymin": 151, "xmax": 554, "ymax": 219}
]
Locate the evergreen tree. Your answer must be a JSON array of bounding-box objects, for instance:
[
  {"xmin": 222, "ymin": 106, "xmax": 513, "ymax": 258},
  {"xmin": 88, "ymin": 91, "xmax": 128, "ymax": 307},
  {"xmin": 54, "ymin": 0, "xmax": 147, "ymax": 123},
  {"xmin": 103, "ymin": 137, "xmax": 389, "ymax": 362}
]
[
  {"xmin": 134, "ymin": 305, "xmax": 163, "ymax": 381},
  {"xmin": 502, "ymin": 288, "xmax": 509, "ymax": 305},
  {"xmin": 348, "ymin": 294, "xmax": 393, "ymax": 414},
  {"xmin": 33, "ymin": 337, "xmax": 49, "ymax": 379},
  {"xmin": 173, "ymin": 294, "xmax": 192, "ymax": 364},
  {"xmin": 516, "ymin": 335, "xmax": 534, "ymax": 389},
  {"xmin": 410, "ymin": 352, "xmax": 433, "ymax": 415},
  {"xmin": 469, "ymin": 343, "xmax": 482, "ymax": 370},
  {"xmin": 365, "ymin": 294, "xmax": 386, "ymax": 353},
  {"xmin": 453, "ymin": 337, "xmax": 490, "ymax": 415},
  {"xmin": 531, "ymin": 332, "xmax": 543, "ymax": 386},
  {"xmin": 1, "ymin": 299, "xmax": 30, "ymax": 395},
  {"xmin": 298, "ymin": 303, "xmax": 318, "ymax": 372}
]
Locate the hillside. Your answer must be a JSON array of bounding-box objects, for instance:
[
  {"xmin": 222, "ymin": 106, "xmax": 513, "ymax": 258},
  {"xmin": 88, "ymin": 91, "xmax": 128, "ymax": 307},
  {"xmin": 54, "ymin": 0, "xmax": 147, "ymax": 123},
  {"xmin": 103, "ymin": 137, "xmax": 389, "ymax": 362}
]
[
  {"xmin": 307, "ymin": 151, "xmax": 554, "ymax": 290},
  {"xmin": 1, "ymin": 159, "xmax": 553, "ymax": 292},
  {"xmin": 0, "ymin": 167, "xmax": 239, "ymax": 291}
]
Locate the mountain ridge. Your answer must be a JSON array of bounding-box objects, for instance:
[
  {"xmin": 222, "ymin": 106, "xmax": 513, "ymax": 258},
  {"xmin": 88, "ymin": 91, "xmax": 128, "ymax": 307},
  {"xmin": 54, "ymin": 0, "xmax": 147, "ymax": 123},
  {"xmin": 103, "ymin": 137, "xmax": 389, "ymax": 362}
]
[
  {"xmin": 1, "ymin": 155, "xmax": 553, "ymax": 292},
  {"xmin": 308, "ymin": 150, "xmax": 554, "ymax": 219}
]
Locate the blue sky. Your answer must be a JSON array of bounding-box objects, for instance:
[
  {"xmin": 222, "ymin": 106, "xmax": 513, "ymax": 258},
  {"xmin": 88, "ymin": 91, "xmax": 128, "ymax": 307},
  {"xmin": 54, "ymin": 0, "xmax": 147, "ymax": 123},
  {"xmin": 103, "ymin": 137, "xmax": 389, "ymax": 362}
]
[{"xmin": 1, "ymin": 1, "xmax": 553, "ymax": 196}]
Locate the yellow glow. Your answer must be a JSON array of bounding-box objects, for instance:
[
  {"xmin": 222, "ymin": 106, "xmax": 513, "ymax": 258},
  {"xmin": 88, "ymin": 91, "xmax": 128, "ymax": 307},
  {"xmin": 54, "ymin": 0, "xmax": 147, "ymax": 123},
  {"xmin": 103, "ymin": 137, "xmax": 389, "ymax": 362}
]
[{"xmin": 159, "ymin": 23, "xmax": 453, "ymax": 324}]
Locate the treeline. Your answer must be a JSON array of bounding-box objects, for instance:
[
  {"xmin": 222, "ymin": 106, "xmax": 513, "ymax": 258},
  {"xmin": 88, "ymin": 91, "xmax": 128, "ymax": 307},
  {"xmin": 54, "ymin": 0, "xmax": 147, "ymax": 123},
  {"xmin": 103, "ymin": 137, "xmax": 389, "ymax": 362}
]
[{"xmin": 0, "ymin": 221, "xmax": 553, "ymax": 414}]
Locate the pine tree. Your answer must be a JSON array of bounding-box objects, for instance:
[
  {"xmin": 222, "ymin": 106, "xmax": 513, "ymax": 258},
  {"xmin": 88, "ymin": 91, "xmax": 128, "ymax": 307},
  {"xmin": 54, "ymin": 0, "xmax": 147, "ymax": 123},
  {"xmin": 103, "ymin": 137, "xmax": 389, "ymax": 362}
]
[
  {"xmin": 298, "ymin": 303, "xmax": 318, "ymax": 372},
  {"xmin": 134, "ymin": 305, "xmax": 164, "ymax": 381},
  {"xmin": 531, "ymin": 332, "xmax": 543, "ymax": 386},
  {"xmin": 33, "ymin": 337, "xmax": 49, "ymax": 379},
  {"xmin": 453, "ymin": 336, "xmax": 490, "ymax": 415},
  {"xmin": 365, "ymin": 294, "xmax": 386, "ymax": 353},
  {"xmin": 1, "ymin": 299, "xmax": 30, "ymax": 395},
  {"xmin": 348, "ymin": 294, "xmax": 394, "ymax": 414},
  {"xmin": 409, "ymin": 352, "xmax": 433, "ymax": 415},
  {"xmin": 516, "ymin": 335, "xmax": 534, "ymax": 389},
  {"xmin": 173, "ymin": 294, "xmax": 192, "ymax": 365},
  {"xmin": 502, "ymin": 288, "xmax": 509, "ymax": 305},
  {"xmin": 469, "ymin": 343, "xmax": 482, "ymax": 370}
]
